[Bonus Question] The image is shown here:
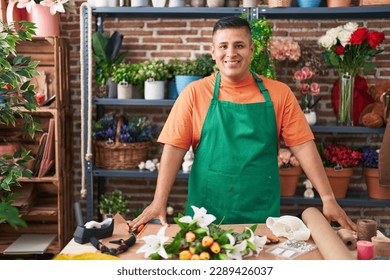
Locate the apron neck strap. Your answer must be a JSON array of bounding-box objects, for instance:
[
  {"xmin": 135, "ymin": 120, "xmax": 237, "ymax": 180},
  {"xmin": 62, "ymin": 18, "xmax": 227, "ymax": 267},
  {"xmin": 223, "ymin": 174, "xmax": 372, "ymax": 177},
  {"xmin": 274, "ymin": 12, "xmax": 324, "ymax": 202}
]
[{"xmin": 213, "ymin": 71, "xmax": 271, "ymax": 103}]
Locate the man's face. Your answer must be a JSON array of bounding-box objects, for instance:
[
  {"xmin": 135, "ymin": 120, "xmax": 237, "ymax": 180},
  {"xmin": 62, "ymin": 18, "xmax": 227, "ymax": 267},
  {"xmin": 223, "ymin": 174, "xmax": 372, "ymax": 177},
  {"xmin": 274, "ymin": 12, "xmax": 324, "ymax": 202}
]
[{"xmin": 211, "ymin": 27, "xmax": 254, "ymax": 83}]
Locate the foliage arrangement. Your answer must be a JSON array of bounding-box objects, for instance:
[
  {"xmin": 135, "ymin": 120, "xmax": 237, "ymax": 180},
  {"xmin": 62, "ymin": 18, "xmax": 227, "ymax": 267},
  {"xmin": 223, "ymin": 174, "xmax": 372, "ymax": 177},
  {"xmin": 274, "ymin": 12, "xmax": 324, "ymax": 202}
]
[
  {"xmin": 92, "ymin": 31, "xmax": 127, "ymax": 87},
  {"xmin": 137, "ymin": 206, "xmax": 267, "ymax": 260},
  {"xmin": 318, "ymin": 143, "xmax": 362, "ymax": 168},
  {"xmin": 361, "ymin": 146, "xmax": 379, "ymax": 169},
  {"xmin": 0, "ymin": 21, "xmax": 42, "ymax": 229},
  {"xmin": 138, "ymin": 60, "xmax": 171, "ymax": 83},
  {"xmin": 98, "ymin": 190, "xmax": 129, "ymax": 216},
  {"xmin": 318, "ymin": 22, "xmax": 385, "ymax": 77},
  {"xmin": 248, "ymin": 17, "xmax": 276, "ymax": 79},
  {"xmin": 293, "ymin": 66, "xmax": 321, "ymax": 110},
  {"xmin": 278, "ymin": 148, "xmax": 300, "ymax": 169},
  {"xmin": 112, "ymin": 63, "xmax": 141, "ymax": 86},
  {"xmin": 92, "ymin": 114, "xmax": 160, "ymax": 143},
  {"xmin": 172, "ymin": 54, "xmax": 215, "ymax": 77}
]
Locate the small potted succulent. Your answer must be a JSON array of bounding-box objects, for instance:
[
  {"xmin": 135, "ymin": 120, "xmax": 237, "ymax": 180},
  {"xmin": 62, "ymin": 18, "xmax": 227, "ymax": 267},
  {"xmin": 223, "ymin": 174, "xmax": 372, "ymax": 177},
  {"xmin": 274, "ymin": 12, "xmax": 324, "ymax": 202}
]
[
  {"xmin": 112, "ymin": 63, "xmax": 141, "ymax": 99},
  {"xmin": 98, "ymin": 190, "xmax": 130, "ymax": 219},
  {"xmin": 138, "ymin": 60, "xmax": 171, "ymax": 100}
]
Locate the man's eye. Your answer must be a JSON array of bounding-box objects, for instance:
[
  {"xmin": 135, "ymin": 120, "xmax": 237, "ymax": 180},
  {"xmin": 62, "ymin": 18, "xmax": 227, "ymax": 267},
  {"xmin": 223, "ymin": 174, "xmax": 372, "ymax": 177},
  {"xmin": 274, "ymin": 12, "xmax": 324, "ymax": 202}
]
[
  {"xmin": 236, "ymin": 44, "xmax": 244, "ymax": 49},
  {"xmin": 219, "ymin": 45, "xmax": 227, "ymax": 49}
]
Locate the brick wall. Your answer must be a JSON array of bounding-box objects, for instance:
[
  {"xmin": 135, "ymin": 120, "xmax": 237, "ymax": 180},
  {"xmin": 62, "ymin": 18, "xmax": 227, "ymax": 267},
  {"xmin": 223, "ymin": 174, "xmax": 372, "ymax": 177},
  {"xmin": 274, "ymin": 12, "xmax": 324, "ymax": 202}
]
[{"xmin": 60, "ymin": 2, "xmax": 390, "ymax": 235}]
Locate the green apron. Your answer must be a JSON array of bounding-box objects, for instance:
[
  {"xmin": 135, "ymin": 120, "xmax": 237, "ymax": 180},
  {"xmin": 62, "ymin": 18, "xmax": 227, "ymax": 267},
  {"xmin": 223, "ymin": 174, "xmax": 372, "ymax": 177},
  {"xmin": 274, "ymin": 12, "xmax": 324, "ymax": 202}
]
[{"xmin": 186, "ymin": 72, "xmax": 280, "ymax": 224}]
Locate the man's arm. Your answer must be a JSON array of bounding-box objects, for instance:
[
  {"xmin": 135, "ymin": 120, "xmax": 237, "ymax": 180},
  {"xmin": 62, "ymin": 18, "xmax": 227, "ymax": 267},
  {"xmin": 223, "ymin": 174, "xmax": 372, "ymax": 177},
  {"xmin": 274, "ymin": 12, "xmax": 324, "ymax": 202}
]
[
  {"xmin": 290, "ymin": 141, "xmax": 357, "ymax": 231},
  {"xmin": 128, "ymin": 144, "xmax": 187, "ymax": 228}
]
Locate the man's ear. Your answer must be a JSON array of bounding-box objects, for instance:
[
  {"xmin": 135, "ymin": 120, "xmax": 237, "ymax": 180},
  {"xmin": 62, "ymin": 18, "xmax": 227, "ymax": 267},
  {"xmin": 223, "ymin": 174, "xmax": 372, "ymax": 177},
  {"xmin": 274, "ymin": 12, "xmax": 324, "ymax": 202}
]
[{"xmin": 210, "ymin": 46, "xmax": 216, "ymax": 60}]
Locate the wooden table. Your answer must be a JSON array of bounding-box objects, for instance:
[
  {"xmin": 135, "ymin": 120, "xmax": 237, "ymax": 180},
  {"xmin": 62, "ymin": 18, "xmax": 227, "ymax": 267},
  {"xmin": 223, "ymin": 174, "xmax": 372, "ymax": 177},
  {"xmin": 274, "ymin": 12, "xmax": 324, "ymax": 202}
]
[{"xmin": 60, "ymin": 214, "xmax": 324, "ymax": 260}]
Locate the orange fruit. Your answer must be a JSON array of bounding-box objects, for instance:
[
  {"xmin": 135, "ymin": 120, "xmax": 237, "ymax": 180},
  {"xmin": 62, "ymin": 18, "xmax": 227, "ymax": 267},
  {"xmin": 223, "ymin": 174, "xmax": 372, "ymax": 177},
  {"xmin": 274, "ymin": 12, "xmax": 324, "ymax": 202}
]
[
  {"xmin": 202, "ymin": 236, "xmax": 214, "ymax": 247},
  {"xmin": 191, "ymin": 254, "xmax": 200, "ymax": 260},
  {"xmin": 185, "ymin": 231, "xmax": 196, "ymax": 243},
  {"xmin": 210, "ymin": 242, "xmax": 221, "ymax": 254},
  {"xmin": 199, "ymin": 251, "xmax": 210, "ymax": 260},
  {"xmin": 179, "ymin": 250, "xmax": 192, "ymax": 260}
]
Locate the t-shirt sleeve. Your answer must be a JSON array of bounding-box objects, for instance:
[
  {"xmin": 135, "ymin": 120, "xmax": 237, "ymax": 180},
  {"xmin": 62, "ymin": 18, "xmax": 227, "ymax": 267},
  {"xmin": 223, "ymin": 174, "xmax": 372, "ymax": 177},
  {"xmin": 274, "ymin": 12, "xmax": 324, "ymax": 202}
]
[
  {"xmin": 157, "ymin": 87, "xmax": 194, "ymax": 150},
  {"xmin": 277, "ymin": 86, "xmax": 315, "ymax": 147}
]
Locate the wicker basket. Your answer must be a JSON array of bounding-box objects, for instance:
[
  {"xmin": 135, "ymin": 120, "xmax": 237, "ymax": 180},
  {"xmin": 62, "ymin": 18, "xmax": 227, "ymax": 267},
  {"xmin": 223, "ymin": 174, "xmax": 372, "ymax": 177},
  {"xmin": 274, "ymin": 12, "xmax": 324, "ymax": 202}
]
[
  {"xmin": 94, "ymin": 117, "xmax": 151, "ymax": 169},
  {"xmin": 327, "ymin": 0, "xmax": 351, "ymax": 7},
  {"xmin": 268, "ymin": 0, "xmax": 292, "ymax": 7}
]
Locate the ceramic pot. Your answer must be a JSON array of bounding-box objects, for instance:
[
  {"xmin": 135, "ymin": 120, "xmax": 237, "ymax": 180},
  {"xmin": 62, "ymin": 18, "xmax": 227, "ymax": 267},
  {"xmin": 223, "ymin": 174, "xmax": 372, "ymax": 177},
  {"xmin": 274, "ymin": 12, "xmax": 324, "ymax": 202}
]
[
  {"xmin": 243, "ymin": 0, "xmax": 258, "ymax": 7},
  {"xmin": 190, "ymin": 0, "xmax": 206, "ymax": 6},
  {"xmin": 303, "ymin": 109, "xmax": 317, "ymax": 125},
  {"xmin": 175, "ymin": 75, "xmax": 202, "ymax": 95},
  {"xmin": 297, "ymin": 0, "xmax": 321, "ymax": 7},
  {"xmin": 117, "ymin": 81, "xmax": 133, "ymax": 99},
  {"xmin": 325, "ymin": 167, "xmax": 354, "ymax": 198},
  {"xmin": 152, "ymin": 0, "xmax": 167, "ymax": 6},
  {"xmin": 144, "ymin": 79, "xmax": 165, "ymax": 100},
  {"xmin": 279, "ymin": 166, "xmax": 302, "ymax": 196},
  {"xmin": 131, "ymin": 0, "xmax": 149, "ymax": 7},
  {"xmin": 327, "ymin": 0, "xmax": 351, "ymax": 7},
  {"xmin": 364, "ymin": 167, "xmax": 390, "ymax": 200},
  {"xmin": 225, "ymin": 0, "xmax": 239, "ymax": 6},
  {"xmin": 207, "ymin": 0, "xmax": 225, "ymax": 7},
  {"xmin": 169, "ymin": 0, "xmax": 185, "ymax": 6}
]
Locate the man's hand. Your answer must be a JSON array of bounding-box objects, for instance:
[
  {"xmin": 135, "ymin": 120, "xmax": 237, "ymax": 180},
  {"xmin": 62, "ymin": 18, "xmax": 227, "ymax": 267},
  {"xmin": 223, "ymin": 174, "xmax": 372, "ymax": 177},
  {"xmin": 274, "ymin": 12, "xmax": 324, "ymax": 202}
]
[
  {"xmin": 127, "ymin": 202, "xmax": 167, "ymax": 230},
  {"xmin": 322, "ymin": 198, "xmax": 357, "ymax": 231}
]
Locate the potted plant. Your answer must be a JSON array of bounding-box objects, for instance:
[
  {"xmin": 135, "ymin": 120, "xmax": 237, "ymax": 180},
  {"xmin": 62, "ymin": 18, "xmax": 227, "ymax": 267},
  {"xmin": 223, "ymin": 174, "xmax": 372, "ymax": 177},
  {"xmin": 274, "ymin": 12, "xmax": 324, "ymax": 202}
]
[
  {"xmin": 92, "ymin": 113, "xmax": 160, "ymax": 169},
  {"xmin": 361, "ymin": 146, "xmax": 390, "ymax": 200},
  {"xmin": 278, "ymin": 148, "xmax": 301, "ymax": 196},
  {"xmin": 138, "ymin": 60, "xmax": 171, "ymax": 100},
  {"xmin": 92, "ymin": 31, "xmax": 127, "ymax": 98},
  {"xmin": 0, "ymin": 20, "xmax": 41, "ymax": 229},
  {"xmin": 112, "ymin": 63, "xmax": 141, "ymax": 99},
  {"xmin": 98, "ymin": 190, "xmax": 129, "ymax": 218},
  {"xmin": 318, "ymin": 143, "xmax": 362, "ymax": 198}
]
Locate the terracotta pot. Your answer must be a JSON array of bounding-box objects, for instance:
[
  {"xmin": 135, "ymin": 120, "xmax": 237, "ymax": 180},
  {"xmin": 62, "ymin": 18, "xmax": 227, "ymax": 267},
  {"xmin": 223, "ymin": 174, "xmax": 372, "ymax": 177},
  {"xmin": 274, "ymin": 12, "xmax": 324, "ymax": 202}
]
[
  {"xmin": 279, "ymin": 166, "xmax": 302, "ymax": 196},
  {"xmin": 327, "ymin": 0, "xmax": 351, "ymax": 7},
  {"xmin": 325, "ymin": 167, "xmax": 353, "ymax": 198},
  {"xmin": 364, "ymin": 167, "xmax": 390, "ymax": 200}
]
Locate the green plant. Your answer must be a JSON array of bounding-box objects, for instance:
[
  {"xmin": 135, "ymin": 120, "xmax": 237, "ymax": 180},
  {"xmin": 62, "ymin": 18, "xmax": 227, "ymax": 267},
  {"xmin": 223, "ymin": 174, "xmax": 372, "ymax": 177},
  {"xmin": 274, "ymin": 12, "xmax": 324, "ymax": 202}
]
[
  {"xmin": 194, "ymin": 54, "xmax": 216, "ymax": 77},
  {"xmin": 138, "ymin": 59, "xmax": 171, "ymax": 83},
  {"xmin": 248, "ymin": 17, "xmax": 276, "ymax": 79},
  {"xmin": 98, "ymin": 190, "xmax": 129, "ymax": 216},
  {"xmin": 0, "ymin": 21, "xmax": 42, "ymax": 229},
  {"xmin": 173, "ymin": 59, "xmax": 200, "ymax": 76},
  {"xmin": 92, "ymin": 31, "xmax": 127, "ymax": 87},
  {"xmin": 112, "ymin": 63, "xmax": 141, "ymax": 86}
]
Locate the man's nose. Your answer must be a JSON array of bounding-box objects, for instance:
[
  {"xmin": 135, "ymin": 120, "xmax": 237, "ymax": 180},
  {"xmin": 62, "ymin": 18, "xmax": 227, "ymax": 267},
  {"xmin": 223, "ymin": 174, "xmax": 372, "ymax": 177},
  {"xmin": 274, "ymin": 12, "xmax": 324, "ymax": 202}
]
[{"xmin": 226, "ymin": 46, "xmax": 236, "ymax": 57}]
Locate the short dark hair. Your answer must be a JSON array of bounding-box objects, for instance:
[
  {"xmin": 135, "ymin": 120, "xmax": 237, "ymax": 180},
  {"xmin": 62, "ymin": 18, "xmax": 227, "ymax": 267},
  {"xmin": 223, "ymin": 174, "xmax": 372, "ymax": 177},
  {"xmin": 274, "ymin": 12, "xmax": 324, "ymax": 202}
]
[{"xmin": 212, "ymin": 16, "xmax": 251, "ymax": 36}]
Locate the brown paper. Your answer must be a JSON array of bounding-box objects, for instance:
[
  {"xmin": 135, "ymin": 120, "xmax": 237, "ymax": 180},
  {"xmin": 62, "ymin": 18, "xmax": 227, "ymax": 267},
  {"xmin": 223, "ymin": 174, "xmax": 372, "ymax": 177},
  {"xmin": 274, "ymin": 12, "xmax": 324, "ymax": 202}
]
[{"xmin": 302, "ymin": 207, "xmax": 355, "ymax": 260}]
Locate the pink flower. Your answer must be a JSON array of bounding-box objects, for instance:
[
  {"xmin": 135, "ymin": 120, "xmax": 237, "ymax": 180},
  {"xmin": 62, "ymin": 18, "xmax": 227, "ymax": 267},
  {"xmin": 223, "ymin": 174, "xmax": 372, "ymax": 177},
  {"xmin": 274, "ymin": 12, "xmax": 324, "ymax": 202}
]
[
  {"xmin": 293, "ymin": 66, "xmax": 321, "ymax": 109},
  {"xmin": 278, "ymin": 148, "xmax": 300, "ymax": 168},
  {"xmin": 270, "ymin": 39, "xmax": 301, "ymax": 62}
]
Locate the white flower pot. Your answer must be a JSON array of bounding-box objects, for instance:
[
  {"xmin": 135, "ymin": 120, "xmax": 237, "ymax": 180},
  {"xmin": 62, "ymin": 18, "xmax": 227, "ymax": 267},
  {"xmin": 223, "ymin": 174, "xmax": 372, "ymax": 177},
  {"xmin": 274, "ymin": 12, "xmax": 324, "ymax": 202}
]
[
  {"xmin": 152, "ymin": 0, "xmax": 167, "ymax": 6},
  {"xmin": 144, "ymin": 79, "xmax": 165, "ymax": 100},
  {"xmin": 131, "ymin": 0, "xmax": 149, "ymax": 7},
  {"xmin": 117, "ymin": 81, "xmax": 133, "ymax": 99},
  {"xmin": 169, "ymin": 0, "xmax": 185, "ymax": 7},
  {"xmin": 93, "ymin": 0, "xmax": 108, "ymax": 7},
  {"xmin": 242, "ymin": 0, "xmax": 257, "ymax": 7},
  {"xmin": 304, "ymin": 109, "xmax": 317, "ymax": 125},
  {"xmin": 107, "ymin": 0, "xmax": 118, "ymax": 6}
]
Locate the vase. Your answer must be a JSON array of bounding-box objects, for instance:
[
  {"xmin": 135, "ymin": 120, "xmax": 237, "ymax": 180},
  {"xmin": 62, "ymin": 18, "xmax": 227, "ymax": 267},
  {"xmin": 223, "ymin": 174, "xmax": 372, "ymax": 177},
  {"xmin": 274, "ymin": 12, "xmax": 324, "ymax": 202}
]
[
  {"xmin": 117, "ymin": 81, "xmax": 133, "ymax": 99},
  {"xmin": 144, "ymin": 79, "xmax": 165, "ymax": 100},
  {"xmin": 327, "ymin": 0, "xmax": 351, "ymax": 7},
  {"xmin": 279, "ymin": 166, "xmax": 302, "ymax": 196},
  {"xmin": 242, "ymin": 0, "xmax": 258, "ymax": 7},
  {"xmin": 303, "ymin": 109, "xmax": 317, "ymax": 125},
  {"xmin": 337, "ymin": 72, "xmax": 354, "ymax": 126},
  {"xmin": 364, "ymin": 167, "xmax": 390, "ymax": 200},
  {"xmin": 28, "ymin": 5, "xmax": 60, "ymax": 37},
  {"xmin": 325, "ymin": 167, "xmax": 353, "ymax": 199}
]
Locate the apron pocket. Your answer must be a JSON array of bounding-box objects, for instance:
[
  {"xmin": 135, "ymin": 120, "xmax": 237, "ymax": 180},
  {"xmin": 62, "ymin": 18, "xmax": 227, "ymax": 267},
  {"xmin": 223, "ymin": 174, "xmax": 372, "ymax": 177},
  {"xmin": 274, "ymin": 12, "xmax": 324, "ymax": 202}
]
[{"xmin": 205, "ymin": 169, "xmax": 272, "ymax": 215}]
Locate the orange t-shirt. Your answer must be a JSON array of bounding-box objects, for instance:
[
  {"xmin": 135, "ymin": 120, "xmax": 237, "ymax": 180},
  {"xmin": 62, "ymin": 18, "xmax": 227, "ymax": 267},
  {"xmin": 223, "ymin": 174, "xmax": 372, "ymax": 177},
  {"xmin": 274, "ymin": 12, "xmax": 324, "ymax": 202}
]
[{"xmin": 158, "ymin": 72, "xmax": 314, "ymax": 151}]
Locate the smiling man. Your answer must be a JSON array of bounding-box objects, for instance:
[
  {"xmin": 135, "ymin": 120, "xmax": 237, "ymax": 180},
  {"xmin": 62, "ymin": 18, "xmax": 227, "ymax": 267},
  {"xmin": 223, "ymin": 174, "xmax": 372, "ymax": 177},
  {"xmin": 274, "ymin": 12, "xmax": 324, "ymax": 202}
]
[{"xmin": 128, "ymin": 16, "xmax": 356, "ymax": 230}]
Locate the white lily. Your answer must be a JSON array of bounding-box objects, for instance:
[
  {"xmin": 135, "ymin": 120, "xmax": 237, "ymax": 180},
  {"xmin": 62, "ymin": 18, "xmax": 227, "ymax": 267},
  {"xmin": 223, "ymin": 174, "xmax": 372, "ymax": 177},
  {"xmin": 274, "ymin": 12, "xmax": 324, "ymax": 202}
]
[
  {"xmin": 245, "ymin": 227, "xmax": 267, "ymax": 257},
  {"xmin": 136, "ymin": 225, "xmax": 169, "ymax": 259},
  {"xmin": 178, "ymin": 205, "xmax": 216, "ymax": 229},
  {"xmin": 226, "ymin": 233, "xmax": 247, "ymax": 260}
]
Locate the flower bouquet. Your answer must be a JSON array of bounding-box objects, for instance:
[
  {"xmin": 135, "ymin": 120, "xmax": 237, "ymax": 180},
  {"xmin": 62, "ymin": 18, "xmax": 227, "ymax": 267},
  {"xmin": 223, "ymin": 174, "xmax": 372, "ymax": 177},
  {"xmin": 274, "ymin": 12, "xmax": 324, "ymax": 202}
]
[
  {"xmin": 293, "ymin": 66, "xmax": 321, "ymax": 111},
  {"xmin": 270, "ymin": 39, "xmax": 301, "ymax": 82},
  {"xmin": 318, "ymin": 22, "xmax": 385, "ymax": 126},
  {"xmin": 137, "ymin": 206, "xmax": 267, "ymax": 260}
]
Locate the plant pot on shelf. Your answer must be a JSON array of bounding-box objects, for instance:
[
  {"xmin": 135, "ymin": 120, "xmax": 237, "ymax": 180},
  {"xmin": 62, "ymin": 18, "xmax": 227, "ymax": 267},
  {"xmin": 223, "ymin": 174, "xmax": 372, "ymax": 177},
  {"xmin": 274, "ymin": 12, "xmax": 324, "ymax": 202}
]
[
  {"xmin": 327, "ymin": 0, "xmax": 351, "ymax": 7},
  {"xmin": 131, "ymin": 0, "xmax": 149, "ymax": 6},
  {"xmin": 207, "ymin": 0, "xmax": 225, "ymax": 7},
  {"xmin": 117, "ymin": 81, "xmax": 133, "ymax": 99},
  {"xmin": 175, "ymin": 75, "xmax": 202, "ymax": 96},
  {"xmin": 324, "ymin": 167, "xmax": 354, "ymax": 199},
  {"xmin": 243, "ymin": 0, "xmax": 258, "ymax": 7},
  {"xmin": 152, "ymin": 0, "xmax": 167, "ymax": 6},
  {"xmin": 267, "ymin": 0, "xmax": 291, "ymax": 7},
  {"xmin": 168, "ymin": 0, "xmax": 185, "ymax": 6},
  {"xmin": 144, "ymin": 79, "xmax": 165, "ymax": 100},
  {"xmin": 303, "ymin": 109, "xmax": 317, "ymax": 125},
  {"xmin": 191, "ymin": 0, "xmax": 206, "ymax": 6},
  {"xmin": 363, "ymin": 167, "xmax": 390, "ymax": 200},
  {"xmin": 297, "ymin": 0, "xmax": 321, "ymax": 7},
  {"xmin": 279, "ymin": 166, "xmax": 303, "ymax": 196}
]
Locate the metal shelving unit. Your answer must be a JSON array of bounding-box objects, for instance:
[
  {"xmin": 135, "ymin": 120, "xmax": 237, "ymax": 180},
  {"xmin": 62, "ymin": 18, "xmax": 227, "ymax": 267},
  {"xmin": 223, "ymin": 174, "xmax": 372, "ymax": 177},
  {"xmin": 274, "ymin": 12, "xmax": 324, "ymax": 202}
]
[{"xmin": 81, "ymin": 5, "xmax": 390, "ymax": 220}]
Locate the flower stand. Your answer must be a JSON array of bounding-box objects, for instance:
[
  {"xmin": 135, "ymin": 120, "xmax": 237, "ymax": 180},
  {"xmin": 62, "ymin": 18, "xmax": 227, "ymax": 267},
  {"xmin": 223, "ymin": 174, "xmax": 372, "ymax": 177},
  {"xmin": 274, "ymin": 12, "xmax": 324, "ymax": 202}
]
[
  {"xmin": 325, "ymin": 167, "xmax": 353, "ymax": 198},
  {"xmin": 364, "ymin": 168, "xmax": 390, "ymax": 200},
  {"xmin": 279, "ymin": 166, "xmax": 302, "ymax": 196}
]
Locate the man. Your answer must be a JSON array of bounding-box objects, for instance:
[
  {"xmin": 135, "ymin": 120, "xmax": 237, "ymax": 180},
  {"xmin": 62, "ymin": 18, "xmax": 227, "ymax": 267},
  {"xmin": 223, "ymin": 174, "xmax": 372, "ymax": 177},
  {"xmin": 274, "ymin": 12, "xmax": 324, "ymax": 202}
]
[{"xmin": 129, "ymin": 16, "xmax": 356, "ymax": 230}]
